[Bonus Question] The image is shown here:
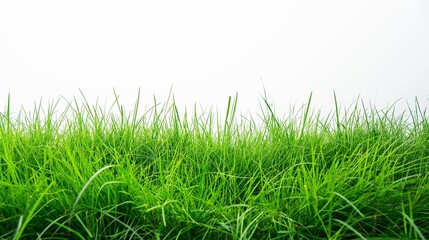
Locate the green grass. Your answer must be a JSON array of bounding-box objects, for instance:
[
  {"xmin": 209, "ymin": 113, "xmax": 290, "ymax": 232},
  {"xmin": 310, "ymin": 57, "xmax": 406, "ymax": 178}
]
[{"xmin": 1, "ymin": 91, "xmax": 428, "ymax": 239}]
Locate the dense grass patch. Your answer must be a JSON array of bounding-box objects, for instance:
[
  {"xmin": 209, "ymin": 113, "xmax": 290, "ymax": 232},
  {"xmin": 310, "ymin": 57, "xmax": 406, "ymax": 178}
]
[{"xmin": 1, "ymin": 92, "xmax": 428, "ymax": 239}]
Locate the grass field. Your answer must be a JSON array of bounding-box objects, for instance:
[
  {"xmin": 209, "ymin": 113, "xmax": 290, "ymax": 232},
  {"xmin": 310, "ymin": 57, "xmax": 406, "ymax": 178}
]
[{"xmin": 1, "ymin": 92, "xmax": 428, "ymax": 239}]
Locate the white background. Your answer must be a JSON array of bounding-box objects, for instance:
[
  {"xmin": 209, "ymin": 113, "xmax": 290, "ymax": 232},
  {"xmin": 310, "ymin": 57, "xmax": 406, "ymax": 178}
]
[{"xmin": 1, "ymin": 1, "xmax": 428, "ymax": 119}]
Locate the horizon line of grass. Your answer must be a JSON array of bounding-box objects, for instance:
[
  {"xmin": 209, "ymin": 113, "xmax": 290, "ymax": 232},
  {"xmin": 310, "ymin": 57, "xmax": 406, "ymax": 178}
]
[{"xmin": 0, "ymin": 91, "xmax": 428, "ymax": 239}]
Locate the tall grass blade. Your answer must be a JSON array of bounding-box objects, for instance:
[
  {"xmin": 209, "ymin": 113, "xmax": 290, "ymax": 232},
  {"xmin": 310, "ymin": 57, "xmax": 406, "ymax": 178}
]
[
  {"xmin": 12, "ymin": 182, "xmax": 54, "ymax": 240},
  {"xmin": 402, "ymin": 212, "xmax": 426, "ymax": 240},
  {"xmin": 70, "ymin": 165, "xmax": 115, "ymax": 217}
]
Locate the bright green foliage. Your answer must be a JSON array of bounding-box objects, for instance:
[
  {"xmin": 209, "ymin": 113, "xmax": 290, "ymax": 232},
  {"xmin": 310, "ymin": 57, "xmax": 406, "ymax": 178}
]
[{"xmin": 0, "ymin": 92, "xmax": 428, "ymax": 239}]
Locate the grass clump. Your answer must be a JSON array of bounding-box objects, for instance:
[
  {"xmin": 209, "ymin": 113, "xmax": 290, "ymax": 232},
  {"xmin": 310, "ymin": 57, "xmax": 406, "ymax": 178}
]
[{"xmin": 0, "ymin": 91, "xmax": 428, "ymax": 239}]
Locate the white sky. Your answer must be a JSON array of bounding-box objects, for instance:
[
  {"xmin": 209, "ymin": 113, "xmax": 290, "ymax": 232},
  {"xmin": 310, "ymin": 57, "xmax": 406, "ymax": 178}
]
[{"xmin": 1, "ymin": 1, "xmax": 428, "ymax": 119}]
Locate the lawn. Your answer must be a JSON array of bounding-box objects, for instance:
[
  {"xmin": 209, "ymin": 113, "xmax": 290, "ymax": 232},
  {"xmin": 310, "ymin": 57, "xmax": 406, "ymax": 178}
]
[{"xmin": 1, "ymin": 92, "xmax": 428, "ymax": 239}]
